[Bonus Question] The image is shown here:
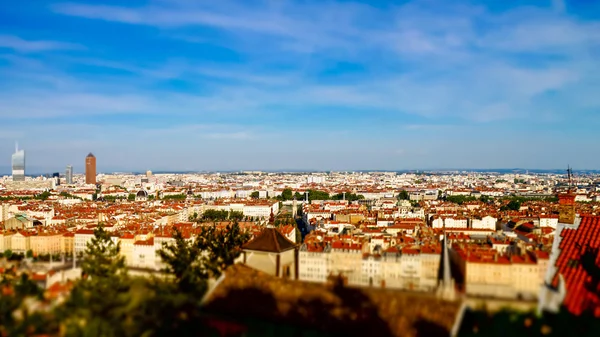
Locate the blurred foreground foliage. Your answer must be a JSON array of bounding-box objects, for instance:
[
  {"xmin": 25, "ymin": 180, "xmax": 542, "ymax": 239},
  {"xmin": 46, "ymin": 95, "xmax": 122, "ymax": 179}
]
[
  {"xmin": 458, "ymin": 307, "xmax": 600, "ymax": 337},
  {"xmin": 0, "ymin": 222, "xmax": 249, "ymax": 337}
]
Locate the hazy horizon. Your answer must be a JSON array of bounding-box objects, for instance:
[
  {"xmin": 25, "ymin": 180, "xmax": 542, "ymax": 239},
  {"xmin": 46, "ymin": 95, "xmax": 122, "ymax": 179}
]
[{"xmin": 0, "ymin": 165, "xmax": 594, "ymax": 177}]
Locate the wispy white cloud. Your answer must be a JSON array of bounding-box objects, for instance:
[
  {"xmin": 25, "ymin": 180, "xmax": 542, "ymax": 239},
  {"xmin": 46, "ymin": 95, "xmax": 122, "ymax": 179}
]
[
  {"xmin": 0, "ymin": 49, "xmax": 588, "ymax": 124},
  {"xmin": 0, "ymin": 35, "xmax": 83, "ymax": 53},
  {"xmin": 0, "ymin": 0, "xmax": 596, "ymax": 171}
]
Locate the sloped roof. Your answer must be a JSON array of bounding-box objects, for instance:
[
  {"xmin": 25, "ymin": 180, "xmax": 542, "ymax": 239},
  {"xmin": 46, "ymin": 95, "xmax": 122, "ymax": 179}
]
[
  {"xmin": 242, "ymin": 228, "xmax": 297, "ymax": 253},
  {"xmin": 551, "ymin": 216, "xmax": 600, "ymax": 317}
]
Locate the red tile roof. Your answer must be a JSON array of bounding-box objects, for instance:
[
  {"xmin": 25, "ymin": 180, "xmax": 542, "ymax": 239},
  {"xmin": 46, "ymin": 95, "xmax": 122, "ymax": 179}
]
[{"xmin": 551, "ymin": 216, "xmax": 600, "ymax": 317}]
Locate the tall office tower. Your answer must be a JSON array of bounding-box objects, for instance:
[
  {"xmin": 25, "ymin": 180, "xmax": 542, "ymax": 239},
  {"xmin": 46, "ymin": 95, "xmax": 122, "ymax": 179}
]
[
  {"xmin": 11, "ymin": 142, "xmax": 25, "ymax": 181},
  {"xmin": 85, "ymin": 153, "xmax": 96, "ymax": 185},
  {"xmin": 65, "ymin": 165, "xmax": 73, "ymax": 184}
]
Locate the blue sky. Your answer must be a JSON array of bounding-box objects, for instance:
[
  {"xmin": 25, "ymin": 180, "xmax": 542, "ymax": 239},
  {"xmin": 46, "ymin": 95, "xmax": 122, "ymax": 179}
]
[{"xmin": 0, "ymin": 0, "xmax": 599, "ymax": 173}]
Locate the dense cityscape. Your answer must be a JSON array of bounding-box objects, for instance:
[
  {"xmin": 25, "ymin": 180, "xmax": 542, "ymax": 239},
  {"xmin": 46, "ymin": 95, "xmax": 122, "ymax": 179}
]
[
  {"xmin": 1, "ymin": 146, "xmax": 600, "ymax": 336},
  {"xmin": 2, "ymin": 0, "xmax": 600, "ymax": 335}
]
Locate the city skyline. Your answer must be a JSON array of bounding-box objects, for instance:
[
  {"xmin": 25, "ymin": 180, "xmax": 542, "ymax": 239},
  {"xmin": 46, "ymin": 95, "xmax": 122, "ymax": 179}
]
[
  {"xmin": 1, "ymin": 0, "xmax": 600, "ymax": 170},
  {"xmin": 1, "ymin": 142, "xmax": 599, "ymax": 175}
]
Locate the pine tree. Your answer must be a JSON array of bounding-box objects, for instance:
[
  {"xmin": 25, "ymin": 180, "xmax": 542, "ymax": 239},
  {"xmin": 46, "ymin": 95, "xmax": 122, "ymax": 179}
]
[
  {"xmin": 157, "ymin": 227, "xmax": 208, "ymax": 296},
  {"xmin": 197, "ymin": 221, "xmax": 250, "ymax": 278},
  {"xmin": 57, "ymin": 224, "xmax": 132, "ymax": 337},
  {"xmin": 157, "ymin": 221, "xmax": 250, "ymax": 293}
]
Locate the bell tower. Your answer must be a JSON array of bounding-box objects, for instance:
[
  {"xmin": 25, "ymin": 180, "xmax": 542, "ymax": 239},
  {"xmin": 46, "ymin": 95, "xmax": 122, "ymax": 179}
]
[{"xmin": 558, "ymin": 167, "xmax": 576, "ymax": 224}]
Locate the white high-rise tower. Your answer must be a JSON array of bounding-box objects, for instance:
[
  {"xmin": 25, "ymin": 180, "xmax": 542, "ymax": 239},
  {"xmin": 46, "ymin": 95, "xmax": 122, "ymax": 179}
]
[{"xmin": 11, "ymin": 142, "xmax": 25, "ymax": 181}]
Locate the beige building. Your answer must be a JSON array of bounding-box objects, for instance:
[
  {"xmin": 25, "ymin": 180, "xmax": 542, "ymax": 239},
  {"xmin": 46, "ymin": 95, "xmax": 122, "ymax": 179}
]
[
  {"xmin": 299, "ymin": 244, "xmax": 331, "ymax": 283},
  {"xmin": 462, "ymin": 250, "xmax": 548, "ymax": 300},
  {"xmin": 329, "ymin": 242, "xmax": 364, "ymax": 286},
  {"xmin": 299, "ymin": 242, "xmax": 442, "ymax": 292},
  {"xmin": 61, "ymin": 232, "xmax": 74, "ymax": 255},
  {"xmin": 2, "ymin": 231, "xmax": 14, "ymax": 251},
  {"xmin": 11, "ymin": 231, "xmax": 31, "ymax": 253},
  {"xmin": 0, "ymin": 203, "xmax": 10, "ymax": 222},
  {"xmin": 120, "ymin": 233, "xmax": 136, "ymax": 266},
  {"xmin": 3, "ymin": 214, "xmax": 40, "ymax": 230},
  {"xmin": 334, "ymin": 213, "xmax": 366, "ymax": 225},
  {"xmin": 4, "ymin": 180, "xmax": 54, "ymax": 191},
  {"xmin": 29, "ymin": 232, "xmax": 62, "ymax": 255}
]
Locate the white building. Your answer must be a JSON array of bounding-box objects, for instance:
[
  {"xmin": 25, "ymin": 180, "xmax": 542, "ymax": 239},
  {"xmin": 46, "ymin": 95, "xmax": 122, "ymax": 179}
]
[
  {"xmin": 299, "ymin": 244, "xmax": 331, "ymax": 283},
  {"xmin": 471, "ymin": 216, "xmax": 497, "ymax": 230},
  {"xmin": 539, "ymin": 216, "xmax": 559, "ymax": 229},
  {"xmin": 74, "ymin": 229, "xmax": 96, "ymax": 255},
  {"xmin": 132, "ymin": 238, "xmax": 156, "ymax": 269}
]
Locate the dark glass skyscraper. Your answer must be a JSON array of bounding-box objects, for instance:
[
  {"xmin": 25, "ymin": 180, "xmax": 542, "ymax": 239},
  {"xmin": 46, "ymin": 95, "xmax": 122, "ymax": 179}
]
[{"xmin": 11, "ymin": 143, "xmax": 25, "ymax": 181}]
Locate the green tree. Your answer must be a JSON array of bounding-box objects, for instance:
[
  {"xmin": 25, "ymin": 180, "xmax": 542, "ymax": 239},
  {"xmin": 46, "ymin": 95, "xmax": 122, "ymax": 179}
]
[
  {"xmin": 127, "ymin": 193, "xmax": 135, "ymax": 201},
  {"xmin": 479, "ymin": 195, "xmax": 491, "ymax": 203},
  {"xmin": 35, "ymin": 191, "xmax": 51, "ymax": 200},
  {"xmin": 331, "ymin": 192, "xmax": 365, "ymax": 202},
  {"xmin": 136, "ymin": 223, "xmax": 251, "ymax": 337},
  {"xmin": 196, "ymin": 221, "xmax": 251, "ymax": 278},
  {"xmin": 26, "ymin": 250, "xmax": 33, "ymax": 259},
  {"xmin": 57, "ymin": 224, "xmax": 132, "ymax": 337},
  {"xmin": 296, "ymin": 189, "xmax": 330, "ymax": 202},
  {"xmin": 250, "ymin": 191, "xmax": 260, "ymax": 199},
  {"xmin": 4, "ymin": 249, "xmax": 13, "ymax": 260},
  {"xmin": 507, "ymin": 200, "xmax": 522, "ymax": 211},
  {"xmin": 157, "ymin": 228, "xmax": 208, "ymax": 295},
  {"xmin": 281, "ymin": 188, "xmax": 293, "ymax": 201},
  {"xmin": 157, "ymin": 221, "xmax": 250, "ymax": 291},
  {"xmin": 308, "ymin": 190, "xmax": 329, "ymax": 201},
  {"xmin": 202, "ymin": 209, "xmax": 229, "ymax": 221},
  {"xmin": 162, "ymin": 194, "xmax": 186, "ymax": 200},
  {"xmin": 398, "ymin": 190, "xmax": 409, "ymax": 200},
  {"xmin": 229, "ymin": 211, "xmax": 244, "ymax": 221},
  {"xmin": 446, "ymin": 195, "xmax": 477, "ymax": 205},
  {"xmin": 188, "ymin": 212, "xmax": 199, "ymax": 222}
]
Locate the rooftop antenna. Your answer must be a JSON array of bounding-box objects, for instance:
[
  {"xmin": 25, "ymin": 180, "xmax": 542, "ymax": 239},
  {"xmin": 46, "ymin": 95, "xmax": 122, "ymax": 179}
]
[{"xmin": 15, "ymin": 141, "xmax": 18, "ymax": 152}]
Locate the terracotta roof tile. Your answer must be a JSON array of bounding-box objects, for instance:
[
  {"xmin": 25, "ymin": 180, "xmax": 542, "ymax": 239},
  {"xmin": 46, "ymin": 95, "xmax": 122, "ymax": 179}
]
[{"xmin": 551, "ymin": 216, "xmax": 600, "ymax": 317}]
